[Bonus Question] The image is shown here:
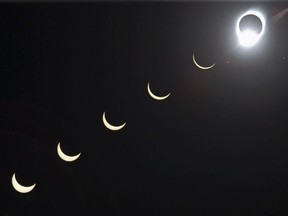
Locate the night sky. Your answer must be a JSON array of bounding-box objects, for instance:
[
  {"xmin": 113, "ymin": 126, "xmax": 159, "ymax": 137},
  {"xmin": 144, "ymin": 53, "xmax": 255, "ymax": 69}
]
[{"xmin": 1, "ymin": 2, "xmax": 288, "ymax": 215}]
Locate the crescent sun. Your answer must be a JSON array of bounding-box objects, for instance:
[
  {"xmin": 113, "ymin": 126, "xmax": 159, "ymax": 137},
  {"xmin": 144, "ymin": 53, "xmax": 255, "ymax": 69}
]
[
  {"xmin": 57, "ymin": 142, "xmax": 81, "ymax": 162},
  {"xmin": 102, "ymin": 112, "xmax": 126, "ymax": 131},
  {"xmin": 12, "ymin": 173, "xmax": 36, "ymax": 194},
  {"xmin": 192, "ymin": 54, "xmax": 215, "ymax": 70},
  {"xmin": 147, "ymin": 82, "xmax": 170, "ymax": 100}
]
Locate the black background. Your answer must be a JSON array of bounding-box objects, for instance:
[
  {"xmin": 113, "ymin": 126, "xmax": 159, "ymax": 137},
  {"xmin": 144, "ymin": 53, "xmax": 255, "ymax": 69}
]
[{"xmin": 0, "ymin": 2, "xmax": 288, "ymax": 215}]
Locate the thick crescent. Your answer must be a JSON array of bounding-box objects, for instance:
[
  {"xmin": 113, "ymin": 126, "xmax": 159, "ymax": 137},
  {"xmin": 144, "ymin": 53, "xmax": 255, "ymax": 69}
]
[
  {"xmin": 102, "ymin": 112, "xmax": 126, "ymax": 131},
  {"xmin": 147, "ymin": 82, "xmax": 170, "ymax": 100},
  {"xmin": 57, "ymin": 142, "xmax": 81, "ymax": 162},
  {"xmin": 192, "ymin": 54, "xmax": 215, "ymax": 70},
  {"xmin": 12, "ymin": 173, "xmax": 36, "ymax": 193}
]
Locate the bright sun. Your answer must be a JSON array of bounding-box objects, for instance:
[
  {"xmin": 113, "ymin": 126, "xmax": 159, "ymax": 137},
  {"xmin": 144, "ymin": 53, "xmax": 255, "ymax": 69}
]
[
  {"xmin": 239, "ymin": 29, "xmax": 260, "ymax": 47},
  {"xmin": 236, "ymin": 10, "xmax": 266, "ymax": 48}
]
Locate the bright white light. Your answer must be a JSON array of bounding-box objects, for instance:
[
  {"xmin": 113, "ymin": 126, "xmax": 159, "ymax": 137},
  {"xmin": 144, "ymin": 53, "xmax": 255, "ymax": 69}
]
[
  {"xmin": 238, "ymin": 29, "xmax": 260, "ymax": 47},
  {"xmin": 236, "ymin": 10, "xmax": 266, "ymax": 48}
]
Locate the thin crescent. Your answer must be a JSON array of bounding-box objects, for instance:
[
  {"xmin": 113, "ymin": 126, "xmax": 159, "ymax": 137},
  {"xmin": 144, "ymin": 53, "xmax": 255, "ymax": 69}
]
[
  {"xmin": 147, "ymin": 82, "xmax": 170, "ymax": 100},
  {"xmin": 57, "ymin": 142, "xmax": 81, "ymax": 162},
  {"xmin": 102, "ymin": 112, "xmax": 126, "ymax": 131},
  {"xmin": 12, "ymin": 173, "xmax": 36, "ymax": 193},
  {"xmin": 192, "ymin": 54, "xmax": 215, "ymax": 70}
]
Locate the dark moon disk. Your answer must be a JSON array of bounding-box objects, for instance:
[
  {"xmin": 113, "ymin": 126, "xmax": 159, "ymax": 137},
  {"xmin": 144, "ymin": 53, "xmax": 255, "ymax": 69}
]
[{"xmin": 239, "ymin": 14, "xmax": 263, "ymax": 34}]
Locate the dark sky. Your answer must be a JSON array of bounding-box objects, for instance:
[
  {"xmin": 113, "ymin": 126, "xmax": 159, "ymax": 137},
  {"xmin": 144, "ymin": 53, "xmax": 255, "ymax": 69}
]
[{"xmin": 0, "ymin": 2, "xmax": 288, "ymax": 215}]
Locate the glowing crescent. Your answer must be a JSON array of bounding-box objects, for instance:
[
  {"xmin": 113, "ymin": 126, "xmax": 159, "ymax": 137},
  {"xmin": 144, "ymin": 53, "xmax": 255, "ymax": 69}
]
[
  {"xmin": 192, "ymin": 54, "xmax": 215, "ymax": 70},
  {"xmin": 147, "ymin": 82, "xmax": 170, "ymax": 100},
  {"xmin": 12, "ymin": 173, "xmax": 36, "ymax": 194},
  {"xmin": 102, "ymin": 112, "xmax": 126, "ymax": 131},
  {"xmin": 57, "ymin": 142, "xmax": 81, "ymax": 162}
]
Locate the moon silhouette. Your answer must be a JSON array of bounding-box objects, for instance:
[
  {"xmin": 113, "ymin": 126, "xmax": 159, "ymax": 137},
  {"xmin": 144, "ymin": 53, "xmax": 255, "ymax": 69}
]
[
  {"xmin": 102, "ymin": 112, "xmax": 126, "ymax": 131},
  {"xmin": 147, "ymin": 82, "xmax": 170, "ymax": 100},
  {"xmin": 12, "ymin": 173, "xmax": 36, "ymax": 194},
  {"xmin": 57, "ymin": 142, "xmax": 81, "ymax": 162},
  {"xmin": 192, "ymin": 54, "xmax": 215, "ymax": 70}
]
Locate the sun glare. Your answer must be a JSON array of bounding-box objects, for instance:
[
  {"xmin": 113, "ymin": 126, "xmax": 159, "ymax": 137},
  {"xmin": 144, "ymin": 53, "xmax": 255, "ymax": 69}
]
[
  {"xmin": 238, "ymin": 29, "xmax": 260, "ymax": 47},
  {"xmin": 236, "ymin": 10, "xmax": 266, "ymax": 48}
]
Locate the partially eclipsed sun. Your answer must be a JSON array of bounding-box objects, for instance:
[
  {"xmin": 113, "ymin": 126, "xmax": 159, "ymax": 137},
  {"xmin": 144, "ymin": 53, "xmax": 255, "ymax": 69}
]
[
  {"xmin": 236, "ymin": 10, "xmax": 266, "ymax": 48},
  {"xmin": 57, "ymin": 142, "xmax": 81, "ymax": 162},
  {"xmin": 12, "ymin": 173, "xmax": 36, "ymax": 193}
]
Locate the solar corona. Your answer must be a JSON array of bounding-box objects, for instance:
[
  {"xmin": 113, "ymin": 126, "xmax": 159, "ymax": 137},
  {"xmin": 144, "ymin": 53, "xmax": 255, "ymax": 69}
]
[{"xmin": 236, "ymin": 10, "xmax": 266, "ymax": 48}]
